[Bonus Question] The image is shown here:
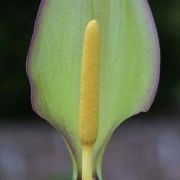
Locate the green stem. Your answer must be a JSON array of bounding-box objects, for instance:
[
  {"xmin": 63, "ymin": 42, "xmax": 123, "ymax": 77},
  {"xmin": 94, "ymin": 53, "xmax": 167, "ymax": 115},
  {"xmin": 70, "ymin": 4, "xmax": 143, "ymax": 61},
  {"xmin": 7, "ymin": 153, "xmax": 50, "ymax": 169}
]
[{"xmin": 82, "ymin": 145, "xmax": 93, "ymax": 180}]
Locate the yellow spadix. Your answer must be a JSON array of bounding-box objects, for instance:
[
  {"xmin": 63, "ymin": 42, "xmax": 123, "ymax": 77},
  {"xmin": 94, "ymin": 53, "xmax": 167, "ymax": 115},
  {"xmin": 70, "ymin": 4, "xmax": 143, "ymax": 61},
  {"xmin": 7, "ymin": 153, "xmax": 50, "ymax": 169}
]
[{"xmin": 79, "ymin": 20, "xmax": 100, "ymax": 180}]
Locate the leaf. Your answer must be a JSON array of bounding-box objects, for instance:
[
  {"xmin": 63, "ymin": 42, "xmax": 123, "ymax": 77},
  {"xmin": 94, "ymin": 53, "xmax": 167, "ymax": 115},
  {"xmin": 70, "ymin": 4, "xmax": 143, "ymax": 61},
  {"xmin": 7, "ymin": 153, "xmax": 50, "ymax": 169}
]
[{"xmin": 26, "ymin": 0, "xmax": 160, "ymax": 179}]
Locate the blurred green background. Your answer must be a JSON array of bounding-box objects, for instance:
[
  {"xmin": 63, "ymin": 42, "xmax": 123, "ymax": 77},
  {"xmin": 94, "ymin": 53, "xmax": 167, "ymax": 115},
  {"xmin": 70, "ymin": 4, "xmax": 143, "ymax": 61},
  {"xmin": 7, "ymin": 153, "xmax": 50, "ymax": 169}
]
[{"xmin": 0, "ymin": 0, "xmax": 179, "ymax": 120}]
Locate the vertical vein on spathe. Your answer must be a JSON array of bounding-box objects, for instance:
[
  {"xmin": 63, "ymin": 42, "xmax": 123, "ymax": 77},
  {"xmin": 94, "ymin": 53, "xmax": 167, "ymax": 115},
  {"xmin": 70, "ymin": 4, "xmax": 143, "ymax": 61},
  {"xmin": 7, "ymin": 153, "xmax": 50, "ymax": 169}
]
[{"xmin": 88, "ymin": 0, "xmax": 95, "ymax": 19}]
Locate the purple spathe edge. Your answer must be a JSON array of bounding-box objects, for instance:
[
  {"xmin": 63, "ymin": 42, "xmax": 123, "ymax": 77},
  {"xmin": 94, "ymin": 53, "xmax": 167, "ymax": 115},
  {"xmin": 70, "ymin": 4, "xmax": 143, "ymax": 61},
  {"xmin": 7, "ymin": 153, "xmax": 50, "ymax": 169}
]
[
  {"xmin": 26, "ymin": 0, "xmax": 47, "ymax": 116},
  {"xmin": 141, "ymin": 0, "xmax": 161, "ymax": 112}
]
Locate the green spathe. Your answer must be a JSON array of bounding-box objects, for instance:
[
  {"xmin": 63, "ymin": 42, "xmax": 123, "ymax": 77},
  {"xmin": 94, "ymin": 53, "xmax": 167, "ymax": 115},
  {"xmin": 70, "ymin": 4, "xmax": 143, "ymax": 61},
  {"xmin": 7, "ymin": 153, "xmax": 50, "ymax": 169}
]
[{"xmin": 26, "ymin": 0, "xmax": 160, "ymax": 179}]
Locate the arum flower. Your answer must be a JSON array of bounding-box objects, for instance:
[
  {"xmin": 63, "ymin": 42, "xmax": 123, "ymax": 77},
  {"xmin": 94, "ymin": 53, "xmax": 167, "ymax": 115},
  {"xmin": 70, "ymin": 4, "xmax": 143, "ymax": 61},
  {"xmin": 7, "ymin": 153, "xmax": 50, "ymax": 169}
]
[{"xmin": 26, "ymin": 0, "xmax": 160, "ymax": 179}]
